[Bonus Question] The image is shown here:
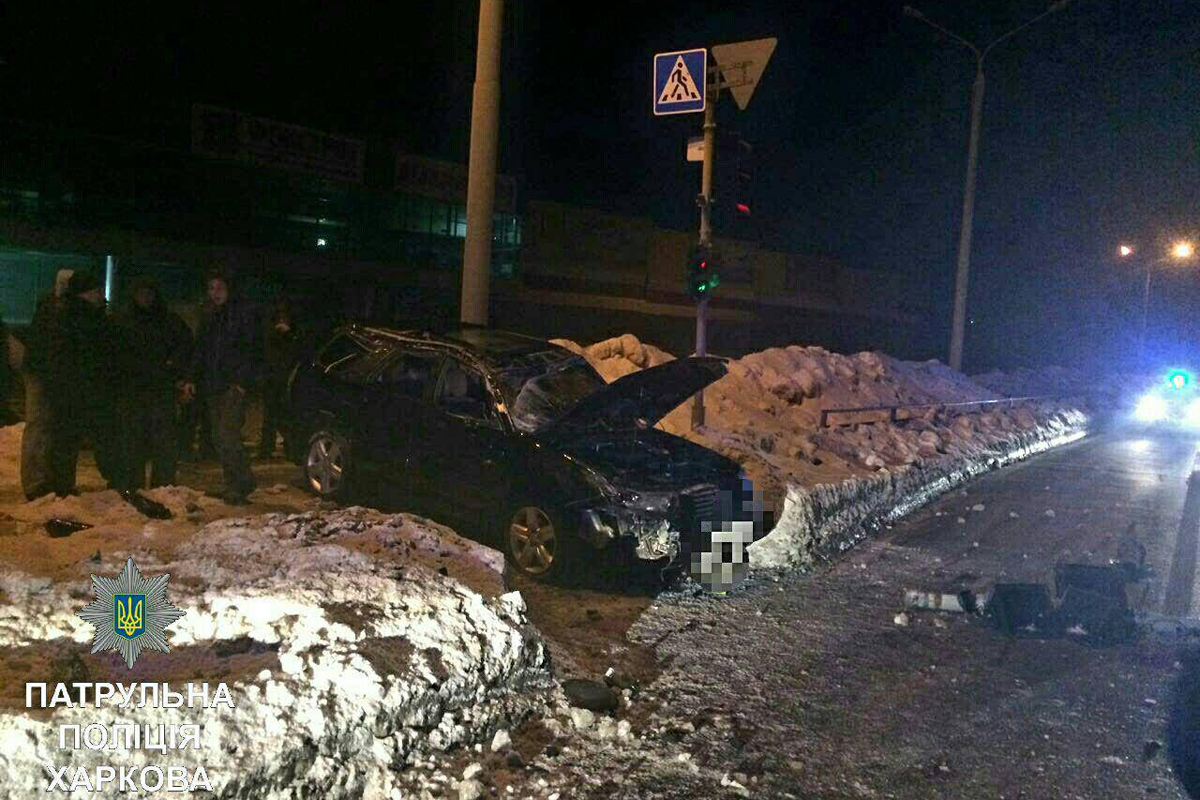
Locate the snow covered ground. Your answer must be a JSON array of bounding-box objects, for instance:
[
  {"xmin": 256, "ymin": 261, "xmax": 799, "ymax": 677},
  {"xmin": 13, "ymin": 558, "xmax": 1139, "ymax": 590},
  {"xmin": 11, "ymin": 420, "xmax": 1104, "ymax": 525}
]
[
  {"xmin": 0, "ymin": 431, "xmax": 554, "ymax": 799},
  {"xmin": 552, "ymin": 334, "xmax": 1090, "ymax": 569}
]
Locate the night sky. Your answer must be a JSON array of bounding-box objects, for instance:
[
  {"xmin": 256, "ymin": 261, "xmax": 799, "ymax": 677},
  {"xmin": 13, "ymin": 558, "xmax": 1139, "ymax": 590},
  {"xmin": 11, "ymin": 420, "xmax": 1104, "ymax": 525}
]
[{"xmin": 1, "ymin": 1, "xmax": 1198, "ymax": 372}]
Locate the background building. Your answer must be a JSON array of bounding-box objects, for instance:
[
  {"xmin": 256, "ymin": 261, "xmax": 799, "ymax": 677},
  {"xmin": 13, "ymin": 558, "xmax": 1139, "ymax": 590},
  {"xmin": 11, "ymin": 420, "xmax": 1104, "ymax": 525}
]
[{"xmin": 0, "ymin": 107, "xmax": 933, "ymax": 359}]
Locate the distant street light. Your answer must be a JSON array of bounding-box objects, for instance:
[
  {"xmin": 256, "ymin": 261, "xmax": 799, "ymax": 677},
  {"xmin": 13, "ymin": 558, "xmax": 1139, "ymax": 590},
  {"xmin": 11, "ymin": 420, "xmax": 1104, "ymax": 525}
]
[
  {"xmin": 1119, "ymin": 241, "xmax": 1196, "ymax": 363},
  {"xmin": 905, "ymin": 1, "xmax": 1073, "ymax": 372}
]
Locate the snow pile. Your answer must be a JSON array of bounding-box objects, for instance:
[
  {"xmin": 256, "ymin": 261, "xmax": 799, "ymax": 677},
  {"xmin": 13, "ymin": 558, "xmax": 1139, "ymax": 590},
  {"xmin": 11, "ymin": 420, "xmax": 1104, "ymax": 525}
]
[
  {"xmin": 550, "ymin": 333, "xmax": 675, "ymax": 383},
  {"xmin": 557, "ymin": 334, "xmax": 1090, "ymax": 569},
  {"xmin": 0, "ymin": 508, "xmax": 554, "ymax": 799}
]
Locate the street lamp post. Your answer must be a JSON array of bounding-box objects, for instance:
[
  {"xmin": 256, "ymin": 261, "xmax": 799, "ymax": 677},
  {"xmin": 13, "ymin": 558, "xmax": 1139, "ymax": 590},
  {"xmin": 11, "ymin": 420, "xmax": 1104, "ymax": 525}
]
[
  {"xmin": 905, "ymin": 2, "xmax": 1071, "ymax": 372},
  {"xmin": 1119, "ymin": 242, "xmax": 1195, "ymax": 364}
]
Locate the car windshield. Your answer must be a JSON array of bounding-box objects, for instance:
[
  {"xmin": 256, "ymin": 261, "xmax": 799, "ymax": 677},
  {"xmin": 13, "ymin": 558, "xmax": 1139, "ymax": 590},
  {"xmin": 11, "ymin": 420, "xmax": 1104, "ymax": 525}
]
[{"xmin": 496, "ymin": 352, "xmax": 607, "ymax": 433}]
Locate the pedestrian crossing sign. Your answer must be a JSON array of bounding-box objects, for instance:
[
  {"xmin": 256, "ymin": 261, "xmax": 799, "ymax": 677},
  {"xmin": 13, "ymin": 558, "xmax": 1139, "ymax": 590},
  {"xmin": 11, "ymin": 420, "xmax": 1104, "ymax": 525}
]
[{"xmin": 653, "ymin": 49, "xmax": 707, "ymax": 116}]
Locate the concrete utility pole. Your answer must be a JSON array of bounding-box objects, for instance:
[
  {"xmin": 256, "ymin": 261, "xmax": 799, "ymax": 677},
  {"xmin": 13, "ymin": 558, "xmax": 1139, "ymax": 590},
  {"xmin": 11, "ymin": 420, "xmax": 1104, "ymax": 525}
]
[
  {"xmin": 691, "ymin": 86, "xmax": 716, "ymax": 429},
  {"xmin": 905, "ymin": 2, "xmax": 1071, "ymax": 372},
  {"xmin": 460, "ymin": 0, "xmax": 504, "ymax": 326},
  {"xmin": 948, "ymin": 69, "xmax": 984, "ymax": 373}
]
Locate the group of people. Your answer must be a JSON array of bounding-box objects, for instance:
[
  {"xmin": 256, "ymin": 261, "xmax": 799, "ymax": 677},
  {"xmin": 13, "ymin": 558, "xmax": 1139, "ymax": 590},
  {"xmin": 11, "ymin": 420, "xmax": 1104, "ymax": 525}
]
[{"xmin": 4, "ymin": 269, "xmax": 300, "ymax": 505}]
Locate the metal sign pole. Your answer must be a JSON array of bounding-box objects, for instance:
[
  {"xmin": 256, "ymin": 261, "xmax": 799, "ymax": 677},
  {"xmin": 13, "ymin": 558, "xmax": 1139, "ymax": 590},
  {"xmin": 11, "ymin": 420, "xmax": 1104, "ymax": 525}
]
[{"xmin": 692, "ymin": 82, "xmax": 716, "ymax": 430}]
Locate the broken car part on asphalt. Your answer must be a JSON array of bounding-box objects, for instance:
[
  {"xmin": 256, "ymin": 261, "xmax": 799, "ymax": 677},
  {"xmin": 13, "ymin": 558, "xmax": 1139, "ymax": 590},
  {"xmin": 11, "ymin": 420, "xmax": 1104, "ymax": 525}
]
[
  {"xmin": 43, "ymin": 518, "xmax": 93, "ymax": 537},
  {"xmin": 904, "ymin": 562, "xmax": 1144, "ymax": 644}
]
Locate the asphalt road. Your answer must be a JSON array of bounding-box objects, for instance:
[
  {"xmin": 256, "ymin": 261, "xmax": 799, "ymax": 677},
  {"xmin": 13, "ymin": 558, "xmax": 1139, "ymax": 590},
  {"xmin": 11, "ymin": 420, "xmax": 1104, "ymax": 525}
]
[{"xmin": 523, "ymin": 427, "xmax": 1200, "ymax": 799}]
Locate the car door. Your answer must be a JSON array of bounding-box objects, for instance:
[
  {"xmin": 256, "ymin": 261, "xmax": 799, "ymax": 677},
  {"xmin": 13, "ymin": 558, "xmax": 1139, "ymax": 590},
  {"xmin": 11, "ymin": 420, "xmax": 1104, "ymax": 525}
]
[
  {"xmin": 413, "ymin": 357, "xmax": 511, "ymax": 534},
  {"xmin": 303, "ymin": 332, "xmax": 380, "ymax": 438},
  {"xmin": 355, "ymin": 347, "xmax": 444, "ymax": 508}
]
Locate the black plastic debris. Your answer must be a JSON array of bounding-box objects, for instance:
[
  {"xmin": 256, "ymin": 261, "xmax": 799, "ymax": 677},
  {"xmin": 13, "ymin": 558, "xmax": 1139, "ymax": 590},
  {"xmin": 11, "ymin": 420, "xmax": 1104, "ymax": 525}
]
[
  {"xmin": 561, "ymin": 678, "xmax": 620, "ymax": 712},
  {"xmin": 1054, "ymin": 563, "xmax": 1136, "ymax": 644},
  {"xmin": 45, "ymin": 518, "xmax": 93, "ymax": 538},
  {"xmin": 986, "ymin": 583, "xmax": 1054, "ymax": 635},
  {"xmin": 1054, "ymin": 563, "xmax": 1128, "ymax": 600},
  {"xmin": 120, "ymin": 490, "xmax": 172, "ymax": 520}
]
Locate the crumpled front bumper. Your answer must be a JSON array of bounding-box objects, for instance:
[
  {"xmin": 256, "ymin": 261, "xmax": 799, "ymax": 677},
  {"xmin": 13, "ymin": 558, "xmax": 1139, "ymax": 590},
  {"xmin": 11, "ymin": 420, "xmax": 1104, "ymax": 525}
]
[
  {"xmin": 580, "ymin": 508, "xmax": 680, "ymax": 562},
  {"xmin": 578, "ymin": 476, "xmax": 770, "ymax": 566}
]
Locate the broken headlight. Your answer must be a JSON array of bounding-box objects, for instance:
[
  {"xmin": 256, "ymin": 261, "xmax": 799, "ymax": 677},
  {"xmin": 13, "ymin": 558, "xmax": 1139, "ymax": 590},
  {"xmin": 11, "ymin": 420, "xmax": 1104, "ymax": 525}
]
[
  {"xmin": 579, "ymin": 490, "xmax": 679, "ymax": 554},
  {"xmin": 613, "ymin": 489, "xmax": 677, "ymax": 516}
]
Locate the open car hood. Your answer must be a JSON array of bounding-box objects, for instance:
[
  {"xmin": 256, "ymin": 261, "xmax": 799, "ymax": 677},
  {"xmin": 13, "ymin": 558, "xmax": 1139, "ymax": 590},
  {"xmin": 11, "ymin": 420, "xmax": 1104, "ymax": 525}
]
[{"xmin": 547, "ymin": 357, "xmax": 727, "ymax": 433}]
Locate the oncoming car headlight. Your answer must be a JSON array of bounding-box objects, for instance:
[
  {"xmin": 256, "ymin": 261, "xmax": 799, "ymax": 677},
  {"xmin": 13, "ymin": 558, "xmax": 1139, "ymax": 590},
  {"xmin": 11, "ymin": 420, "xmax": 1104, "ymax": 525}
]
[{"xmin": 1135, "ymin": 394, "xmax": 1167, "ymax": 423}]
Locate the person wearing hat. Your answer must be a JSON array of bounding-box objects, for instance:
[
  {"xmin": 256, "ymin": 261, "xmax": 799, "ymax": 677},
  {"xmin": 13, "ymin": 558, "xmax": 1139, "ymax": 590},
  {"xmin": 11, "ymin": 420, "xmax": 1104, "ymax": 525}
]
[
  {"xmin": 181, "ymin": 270, "xmax": 260, "ymax": 504},
  {"xmin": 115, "ymin": 276, "xmax": 193, "ymax": 487},
  {"xmin": 23, "ymin": 270, "xmax": 121, "ymax": 496}
]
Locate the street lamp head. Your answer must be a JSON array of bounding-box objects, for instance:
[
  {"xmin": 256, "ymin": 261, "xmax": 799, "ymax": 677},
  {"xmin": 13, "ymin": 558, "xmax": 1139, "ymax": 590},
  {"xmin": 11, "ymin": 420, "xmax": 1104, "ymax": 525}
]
[
  {"xmin": 1118, "ymin": 244, "xmax": 1134, "ymax": 258},
  {"xmin": 1173, "ymin": 241, "xmax": 1194, "ymax": 259},
  {"xmin": 903, "ymin": 5, "xmax": 925, "ymax": 19},
  {"xmin": 1047, "ymin": 0, "xmax": 1070, "ymax": 12}
]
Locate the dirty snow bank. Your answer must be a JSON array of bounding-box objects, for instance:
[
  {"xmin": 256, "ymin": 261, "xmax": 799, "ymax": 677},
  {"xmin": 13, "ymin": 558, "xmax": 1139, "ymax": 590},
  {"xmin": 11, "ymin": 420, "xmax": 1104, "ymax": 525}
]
[
  {"xmin": 0, "ymin": 508, "xmax": 554, "ymax": 800},
  {"xmin": 750, "ymin": 410, "xmax": 1087, "ymax": 569},
  {"xmin": 555, "ymin": 334, "xmax": 1090, "ymax": 569}
]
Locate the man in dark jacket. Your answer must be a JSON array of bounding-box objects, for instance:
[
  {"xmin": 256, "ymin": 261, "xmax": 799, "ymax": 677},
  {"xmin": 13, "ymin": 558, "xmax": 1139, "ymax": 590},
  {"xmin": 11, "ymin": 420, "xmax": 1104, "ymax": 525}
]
[
  {"xmin": 259, "ymin": 299, "xmax": 300, "ymax": 459},
  {"xmin": 24, "ymin": 271, "xmax": 114, "ymax": 497},
  {"xmin": 0, "ymin": 318, "xmax": 13, "ymax": 425},
  {"xmin": 182, "ymin": 271, "xmax": 259, "ymax": 504},
  {"xmin": 117, "ymin": 276, "xmax": 193, "ymax": 487},
  {"xmin": 20, "ymin": 268, "xmax": 72, "ymax": 498}
]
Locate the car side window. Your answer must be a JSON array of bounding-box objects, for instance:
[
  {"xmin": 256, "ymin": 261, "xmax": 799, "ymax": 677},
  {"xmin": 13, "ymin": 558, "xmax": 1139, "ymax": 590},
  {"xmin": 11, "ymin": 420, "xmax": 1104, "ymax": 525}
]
[
  {"xmin": 316, "ymin": 334, "xmax": 368, "ymax": 379},
  {"xmin": 436, "ymin": 360, "xmax": 493, "ymax": 422},
  {"xmin": 377, "ymin": 350, "xmax": 441, "ymax": 398}
]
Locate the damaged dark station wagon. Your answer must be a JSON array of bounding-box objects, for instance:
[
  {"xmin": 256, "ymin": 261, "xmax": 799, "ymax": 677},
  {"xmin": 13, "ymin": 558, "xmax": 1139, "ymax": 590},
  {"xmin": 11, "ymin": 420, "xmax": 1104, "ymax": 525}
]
[{"xmin": 285, "ymin": 325, "xmax": 763, "ymax": 582}]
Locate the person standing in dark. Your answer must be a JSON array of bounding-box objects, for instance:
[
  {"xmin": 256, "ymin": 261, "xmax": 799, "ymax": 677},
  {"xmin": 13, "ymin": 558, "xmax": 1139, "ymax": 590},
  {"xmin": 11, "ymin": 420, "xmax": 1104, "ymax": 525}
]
[
  {"xmin": 23, "ymin": 271, "xmax": 112, "ymax": 497},
  {"xmin": 0, "ymin": 318, "xmax": 15, "ymax": 425},
  {"xmin": 181, "ymin": 271, "xmax": 259, "ymax": 504},
  {"xmin": 259, "ymin": 299, "xmax": 299, "ymax": 459},
  {"xmin": 20, "ymin": 268, "xmax": 73, "ymax": 498},
  {"xmin": 116, "ymin": 276, "xmax": 193, "ymax": 487}
]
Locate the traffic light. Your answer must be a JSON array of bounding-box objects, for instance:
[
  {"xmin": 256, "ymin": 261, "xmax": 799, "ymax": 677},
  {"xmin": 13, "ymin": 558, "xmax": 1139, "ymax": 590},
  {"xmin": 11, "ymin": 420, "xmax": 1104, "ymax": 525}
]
[{"xmin": 686, "ymin": 244, "xmax": 720, "ymax": 300}]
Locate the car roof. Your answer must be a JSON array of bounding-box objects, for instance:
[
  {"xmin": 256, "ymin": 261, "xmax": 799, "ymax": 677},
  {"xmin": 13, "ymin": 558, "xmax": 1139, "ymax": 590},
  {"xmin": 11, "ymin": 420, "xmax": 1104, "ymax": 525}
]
[{"xmin": 350, "ymin": 324, "xmax": 562, "ymax": 367}]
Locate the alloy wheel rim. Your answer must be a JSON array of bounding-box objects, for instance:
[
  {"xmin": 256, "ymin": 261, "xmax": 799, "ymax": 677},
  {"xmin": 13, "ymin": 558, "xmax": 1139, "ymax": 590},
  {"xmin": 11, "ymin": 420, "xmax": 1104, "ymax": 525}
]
[
  {"xmin": 508, "ymin": 507, "xmax": 556, "ymax": 574},
  {"xmin": 306, "ymin": 436, "xmax": 343, "ymax": 496}
]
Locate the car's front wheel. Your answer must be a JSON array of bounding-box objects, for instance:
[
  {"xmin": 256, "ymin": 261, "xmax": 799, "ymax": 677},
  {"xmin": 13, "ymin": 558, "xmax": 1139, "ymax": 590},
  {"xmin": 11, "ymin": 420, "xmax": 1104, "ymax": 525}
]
[
  {"xmin": 505, "ymin": 504, "xmax": 576, "ymax": 582},
  {"xmin": 305, "ymin": 430, "xmax": 352, "ymax": 502}
]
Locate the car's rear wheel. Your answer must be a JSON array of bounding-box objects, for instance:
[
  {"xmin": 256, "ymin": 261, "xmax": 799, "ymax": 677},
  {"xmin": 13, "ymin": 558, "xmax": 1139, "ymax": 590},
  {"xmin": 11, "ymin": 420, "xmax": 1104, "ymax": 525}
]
[
  {"xmin": 505, "ymin": 504, "xmax": 575, "ymax": 581},
  {"xmin": 305, "ymin": 431, "xmax": 352, "ymax": 501}
]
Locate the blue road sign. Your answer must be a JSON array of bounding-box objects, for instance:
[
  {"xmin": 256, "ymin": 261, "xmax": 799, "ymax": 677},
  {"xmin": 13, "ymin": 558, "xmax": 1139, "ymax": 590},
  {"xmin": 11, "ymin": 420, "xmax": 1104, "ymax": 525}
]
[{"xmin": 653, "ymin": 49, "xmax": 707, "ymax": 116}]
